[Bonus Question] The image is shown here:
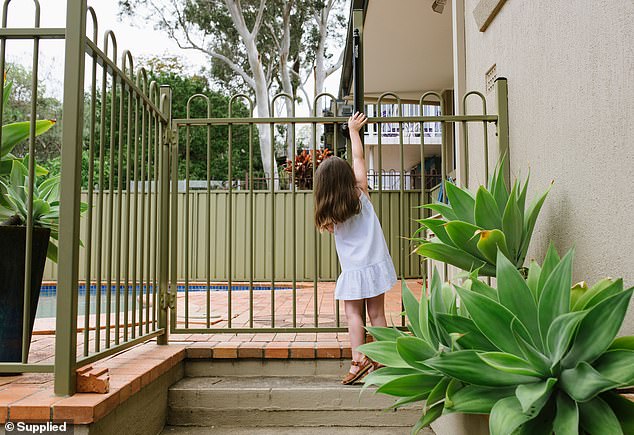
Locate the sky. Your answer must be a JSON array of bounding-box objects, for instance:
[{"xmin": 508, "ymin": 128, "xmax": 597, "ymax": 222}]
[{"xmin": 5, "ymin": 1, "xmax": 344, "ymax": 116}]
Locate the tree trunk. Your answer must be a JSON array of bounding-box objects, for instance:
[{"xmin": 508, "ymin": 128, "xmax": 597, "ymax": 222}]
[{"xmin": 250, "ymin": 53, "xmax": 279, "ymax": 189}]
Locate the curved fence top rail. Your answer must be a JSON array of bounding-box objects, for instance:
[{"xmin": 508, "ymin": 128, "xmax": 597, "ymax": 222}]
[
  {"xmin": 173, "ymin": 114, "xmax": 499, "ymax": 126},
  {"xmin": 172, "ymin": 89, "xmax": 497, "ymax": 126}
]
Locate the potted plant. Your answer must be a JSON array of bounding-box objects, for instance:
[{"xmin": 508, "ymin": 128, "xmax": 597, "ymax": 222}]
[
  {"xmin": 0, "ymin": 157, "xmax": 66, "ymax": 362},
  {"xmin": 0, "ymin": 74, "xmax": 59, "ymax": 363},
  {"xmin": 360, "ymin": 248, "xmax": 634, "ymax": 434}
]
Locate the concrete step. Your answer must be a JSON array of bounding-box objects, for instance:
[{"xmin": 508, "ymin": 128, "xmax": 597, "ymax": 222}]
[
  {"xmin": 168, "ymin": 375, "xmax": 423, "ymax": 428},
  {"xmin": 185, "ymin": 359, "xmax": 351, "ymax": 378},
  {"xmin": 161, "ymin": 426, "xmax": 434, "ymax": 434}
]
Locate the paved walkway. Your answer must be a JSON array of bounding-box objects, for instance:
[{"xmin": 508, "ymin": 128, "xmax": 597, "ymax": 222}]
[{"xmin": 1, "ymin": 279, "xmax": 423, "ymax": 424}]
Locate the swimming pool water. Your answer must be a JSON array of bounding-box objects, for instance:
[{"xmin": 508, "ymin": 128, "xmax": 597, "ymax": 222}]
[{"xmin": 36, "ymin": 283, "xmax": 291, "ymax": 319}]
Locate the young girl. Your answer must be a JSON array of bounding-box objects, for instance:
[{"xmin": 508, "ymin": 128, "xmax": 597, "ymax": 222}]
[{"xmin": 314, "ymin": 112, "xmax": 397, "ymax": 385}]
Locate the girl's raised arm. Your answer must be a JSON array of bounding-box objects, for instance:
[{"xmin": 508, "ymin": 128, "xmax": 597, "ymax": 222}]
[{"xmin": 347, "ymin": 112, "xmax": 369, "ymax": 195}]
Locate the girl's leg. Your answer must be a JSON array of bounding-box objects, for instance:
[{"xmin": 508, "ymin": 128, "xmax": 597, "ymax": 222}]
[
  {"xmin": 344, "ymin": 298, "xmax": 366, "ymax": 372},
  {"xmin": 366, "ymin": 293, "xmax": 387, "ymax": 327}
]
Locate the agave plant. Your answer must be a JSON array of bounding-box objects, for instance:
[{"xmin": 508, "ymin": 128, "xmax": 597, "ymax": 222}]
[
  {"xmin": 361, "ymin": 248, "xmax": 634, "ymax": 434},
  {"xmin": 414, "ymin": 161, "xmax": 551, "ymax": 276},
  {"xmin": 357, "ymin": 271, "xmax": 469, "ymax": 432}
]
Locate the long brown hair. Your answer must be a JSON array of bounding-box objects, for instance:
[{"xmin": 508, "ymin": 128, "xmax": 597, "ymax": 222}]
[{"xmin": 314, "ymin": 156, "xmax": 361, "ymax": 230}]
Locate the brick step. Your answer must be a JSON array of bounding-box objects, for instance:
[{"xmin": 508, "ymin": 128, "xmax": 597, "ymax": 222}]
[
  {"xmin": 167, "ymin": 375, "xmax": 423, "ymax": 428},
  {"xmin": 184, "ymin": 358, "xmax": 352, "ymax": 377},
  {"xmin": 161, "ymin": 426, "xmax": 433, "ymax": 434}
]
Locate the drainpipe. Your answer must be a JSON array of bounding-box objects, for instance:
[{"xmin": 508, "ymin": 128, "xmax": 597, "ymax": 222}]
[{"xmin": 346, "ymin": 4, "xmax": 364, "ymax": 160}]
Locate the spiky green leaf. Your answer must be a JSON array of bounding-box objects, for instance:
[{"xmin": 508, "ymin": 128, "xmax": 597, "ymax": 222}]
[
  {"xmin": 538, "ymin": 249, "xmax": 574, "ymax": 345},
  {"xmin": 497, "ymin": 250, "xmax": 540, "ymax": 345},
  {"xmin": 474, "ymin": 185, "xmax": 503, "ymax": 229},
  {"xmin": 546, "ymin": 311, "xmax": 587, "ymax": 366},
  {"xmin": 445, "ymin": 385, "xmax": 515, "ymax": 414},
  {"xmin": 455, "ymin": 286, "xmax": 532, "ymax": 356},
  {"xmin": 592, "ymin": 349, "xmax": 634, "ymax": 386},
  {"xmin": 562, "ymin": 287, "xmax": 634, "ymax": 368},
  {"xmin": 515, "ymin": 378, "xmax": 557, "ymax": 417},
  {"xmin": 489, "ymin": 396, "xmax": 534, "ymax": 435},
  {"xmin": 445, "ymin": 221, "xmax": 486, "ymax": 261},
  {"xmin": 425, "ymin": 350, "xmax": 540, "ymax": 387},
  {"xmin": 415, "ymin": 241, "xmax": 496, "ymax": 276},
  {"xmin": 396, "ymin": 336, "xmax": 436, "ymax": 371},
  {"xmin": 444, "ymin": 181, "xmax": 475, "ymax": 224},
  {"xmin": 552, "ymin": 392, "xmax": 579, "ymax": 435},
  {"xmin": 436, "ymin": 314, "xmax": 497, "ymax": 351},
  {"xmin": 478, "ymin": 352, "xmax": 543, "ymax": 377},
  {"xmin": 376, "ymin": 373, "xmax": 443, "ymax": 397},
  {"xmin": 578, "ymin": 396, "xmax": 624, "ymax": 435},
  {"xmin": 560, "ymin": 362, "xmax": 621, "ymax": 402}
]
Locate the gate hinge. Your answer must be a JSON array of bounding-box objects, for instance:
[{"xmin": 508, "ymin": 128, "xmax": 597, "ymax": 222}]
[
  {"xmin": 160, "ymin": 288, "xmax": 176, "ymax": 310},
  {"xmin": 163, "ymin": 127, "xmax": 177, "ymax": 147}
]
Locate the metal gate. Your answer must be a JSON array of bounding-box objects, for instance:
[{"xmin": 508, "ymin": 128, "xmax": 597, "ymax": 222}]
[{"xmin": 164, "ymin": 83, "xmax": 508, "ymax": 335}]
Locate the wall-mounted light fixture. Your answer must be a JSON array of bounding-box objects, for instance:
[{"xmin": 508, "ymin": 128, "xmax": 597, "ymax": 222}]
[{"xmin": 432, "ymin": 0, "xmax": 446, "ymax": 14}]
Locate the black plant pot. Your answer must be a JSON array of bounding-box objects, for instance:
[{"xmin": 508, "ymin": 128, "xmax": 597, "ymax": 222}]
[{"xmin": 0, "ymin": 225, "xmax": 50, "ymax": 363}]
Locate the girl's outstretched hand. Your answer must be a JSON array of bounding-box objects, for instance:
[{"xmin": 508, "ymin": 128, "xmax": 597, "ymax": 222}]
[{"xmin": 347, "ymin": 112, "xmax": 368, "ymax": 133}]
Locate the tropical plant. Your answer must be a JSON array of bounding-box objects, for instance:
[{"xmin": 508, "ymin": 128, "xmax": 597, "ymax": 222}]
[
  {"xmin": 1, "ymin": 75, "xmax": 56, "ymax": 177},
  {"xmin": 414, "ymin": 161, "xmax": 552, "ymax": 276},
  {"xmin": 361, "ymin": 248, "xmax": 634, "ymax": 434},
  {"xmin": 283, "ymin": 147, "xmax": 331, "ymax": 189},
  {"xmin": 0, "ymin": 158, "xmax": 87, "ymax": 262}
]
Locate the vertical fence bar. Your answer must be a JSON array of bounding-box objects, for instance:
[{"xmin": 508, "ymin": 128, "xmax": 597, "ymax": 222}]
[
  {"xmin": 463, "ymin": 91, "xmax": 488, "ymax": 186},
  {"xmin": 184, "ymin": 101, "xmax": 190, "ymax": 328},
  {"xmin": 269, "ymin": 106, "xmax": 276, "ymax": 328},
  {"xmin": 248, "ymin": 113, "xmax": 254, "ymax": 329},
  {"xmin": 83, "ymin": 8, "xmax": 98, "ymax": 356},
  {"xmin": 152, "ymin": 102, "xmax": 160, "ymax": 329},
  {"xmin": 205, "ymin": 103, "xmax": 211, "ymax": 328},
  {"xmin": 311, "ymin": 114, "xmax": 318, "ymax": 328},
  {"xmin": 130, "ymin": 70, "xmax": 144, "ymax": 340},
  {"xmin": 169, "ymin": 123, "xmax": 179, "ymax": 332},
  {"xmin": 146, "ymin": 83, "xmax": 156, "ymax": 334},
  {"xmin": 114, "ymin": 53, "xmax": 129, "ymax": 346},
  {"xmin": 495, "ymin": 78, "xmax": 510, "ymax": 188},
  {"xmin": 105, "ymin": 34, "xmax": 118, "ymax": 348},
  {"xmin": 158, "ymin": 85, "xmax": 171, "ymax": 344},
  {"xmin": 137, "ymin": 74, "xmax": 147, "ymax": 338},
  {"xmin": 227, "ymin": 106, "xmax": 233, "ymax": 328},
  {"xmin": 398, "ymin": 104, "xmax": 405, "ymax": 327},
  {"xmin": 55, "ymin": 0, "xmax": 86, "ymax": 396},
  {"xmin": 123, "ymin": 56, "xmax": 134, "ymax": 342},
  {"xmin": 21, "ymin": 1, "xmax": 40, "ymax": 363}
]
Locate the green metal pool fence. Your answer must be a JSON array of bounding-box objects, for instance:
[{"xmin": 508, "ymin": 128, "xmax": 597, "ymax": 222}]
[{"xmin": 0, "ymin": 0, "xmax": 509, "ymax": 395}]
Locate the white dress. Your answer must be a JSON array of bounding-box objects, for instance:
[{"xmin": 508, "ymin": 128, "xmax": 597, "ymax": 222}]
[{"xmin": 333, "ymin": 192, "xmax": 398, "ymax": 300}]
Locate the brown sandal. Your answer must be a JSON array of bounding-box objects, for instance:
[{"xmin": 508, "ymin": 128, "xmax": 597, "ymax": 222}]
[
  {"xmin": 341, "ymin": 357, "xmax": 373, "ymax": 385},
  {"xmin": 369, "ymin": 360, "xmax": 385, "ymax": 372}
]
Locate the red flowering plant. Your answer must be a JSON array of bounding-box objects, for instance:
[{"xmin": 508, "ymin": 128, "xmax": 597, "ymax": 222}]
[{"xmin": 283, "ymin": 148, "xmax": 332, "ymax": 190}]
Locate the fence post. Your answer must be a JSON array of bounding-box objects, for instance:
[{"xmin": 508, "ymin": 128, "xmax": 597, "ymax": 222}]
[
  {"xmin": 55, "ymin": 0, "xmax": 86, "ymax": 396},
  {"xmin": 495, "ymin": 77, "xmax": 510, "ymax": 188},
  {"xmin": 158, "ymin": 85, "xmax": 172, "ymax": 345}
]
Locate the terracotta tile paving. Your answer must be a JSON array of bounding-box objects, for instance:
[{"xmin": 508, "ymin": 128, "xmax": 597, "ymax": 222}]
[{"xmin": 0, "ymin": 280, "xmax": 421, "ymax": 425}]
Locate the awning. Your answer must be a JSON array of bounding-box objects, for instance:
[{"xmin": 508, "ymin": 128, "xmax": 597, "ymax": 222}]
[{"xmin": 340, "ymin": 0, "xmax": 454, "ymax": 103}]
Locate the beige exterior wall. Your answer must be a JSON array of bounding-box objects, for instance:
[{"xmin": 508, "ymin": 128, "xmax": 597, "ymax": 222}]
[{"xmin": 462, "ymin": 0, "xmax": 634, "ymax": 332}]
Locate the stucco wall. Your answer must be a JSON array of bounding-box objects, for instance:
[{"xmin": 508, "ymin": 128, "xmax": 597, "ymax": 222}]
[{"xmin": 462, "ymin": 0, "xmax": 634, "ymax": 332}]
